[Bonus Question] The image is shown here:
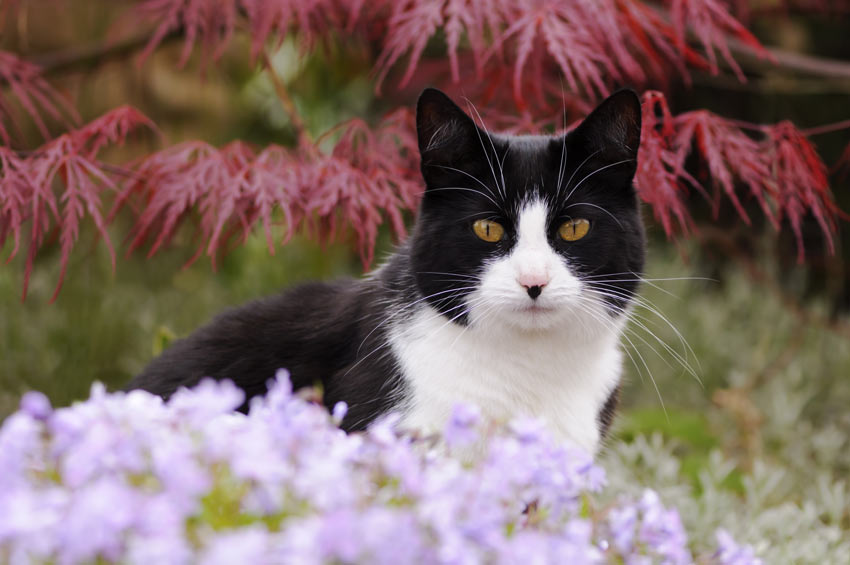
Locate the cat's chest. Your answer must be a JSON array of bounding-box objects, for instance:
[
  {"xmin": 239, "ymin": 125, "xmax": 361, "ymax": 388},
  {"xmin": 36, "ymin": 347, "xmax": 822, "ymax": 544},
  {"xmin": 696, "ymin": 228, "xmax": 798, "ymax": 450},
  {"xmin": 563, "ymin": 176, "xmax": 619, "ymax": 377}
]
[{"xmin": 388, "ymin": 307, "xmax": 623, "ymax": 454}]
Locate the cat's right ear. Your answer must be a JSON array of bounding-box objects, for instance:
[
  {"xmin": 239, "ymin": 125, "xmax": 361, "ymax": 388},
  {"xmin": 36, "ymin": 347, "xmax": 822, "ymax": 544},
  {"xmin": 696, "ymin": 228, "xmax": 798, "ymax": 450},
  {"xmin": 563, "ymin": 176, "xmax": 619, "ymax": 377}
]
[{"xmin": 416, "ymin": 88, "xmax": 481, "ymax": 180}]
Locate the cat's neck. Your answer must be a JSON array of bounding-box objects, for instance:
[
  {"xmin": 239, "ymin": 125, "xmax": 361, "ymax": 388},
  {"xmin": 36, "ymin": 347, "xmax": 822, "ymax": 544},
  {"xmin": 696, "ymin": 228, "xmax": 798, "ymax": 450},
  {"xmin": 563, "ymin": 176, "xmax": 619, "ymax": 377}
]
[{"xmin": 389, "ymin": 303, "xmax": 625, "ymax": 454}]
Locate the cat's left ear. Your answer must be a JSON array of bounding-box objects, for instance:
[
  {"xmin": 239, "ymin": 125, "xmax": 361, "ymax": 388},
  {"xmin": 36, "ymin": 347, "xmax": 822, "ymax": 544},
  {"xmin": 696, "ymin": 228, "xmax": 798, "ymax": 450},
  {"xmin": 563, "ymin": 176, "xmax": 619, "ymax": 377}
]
[
  {"xmin": 416, "ymin": 88, "xmax": 484, "ymax": 183},
  {"xmin": 570, "ymin": 89, "xmax": 642, "ymax": 172}
]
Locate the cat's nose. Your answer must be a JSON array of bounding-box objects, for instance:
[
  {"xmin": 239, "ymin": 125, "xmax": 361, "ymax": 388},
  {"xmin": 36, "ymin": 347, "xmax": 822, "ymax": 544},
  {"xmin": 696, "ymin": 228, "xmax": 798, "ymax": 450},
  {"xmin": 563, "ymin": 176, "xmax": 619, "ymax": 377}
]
[
  {"xmin": 518, "ymin": 274, "xmax": 549, "ymax": 300},
  {"xmin": 526, "ymin": 285, "xmax": 543, "ymax": 299}
]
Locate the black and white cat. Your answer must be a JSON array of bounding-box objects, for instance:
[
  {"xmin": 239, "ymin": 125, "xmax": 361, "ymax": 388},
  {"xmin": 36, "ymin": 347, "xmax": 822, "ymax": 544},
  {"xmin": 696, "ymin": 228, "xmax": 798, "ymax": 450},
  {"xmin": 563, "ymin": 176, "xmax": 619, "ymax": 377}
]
[{"xmin": 127, "ymin": 88, "xmax": 645, "ymax": 454}]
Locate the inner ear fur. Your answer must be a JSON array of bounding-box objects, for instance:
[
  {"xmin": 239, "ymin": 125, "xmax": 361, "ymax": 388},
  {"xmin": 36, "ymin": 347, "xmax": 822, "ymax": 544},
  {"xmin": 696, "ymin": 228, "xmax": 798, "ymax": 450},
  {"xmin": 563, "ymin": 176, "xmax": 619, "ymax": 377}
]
[
  {"xmin": 416, "ymin": 88, "xmax": 484, "ymax": 170},
  {"xmin": 571, "ymin": 89, "xmax": 642, "ymax": 163}
]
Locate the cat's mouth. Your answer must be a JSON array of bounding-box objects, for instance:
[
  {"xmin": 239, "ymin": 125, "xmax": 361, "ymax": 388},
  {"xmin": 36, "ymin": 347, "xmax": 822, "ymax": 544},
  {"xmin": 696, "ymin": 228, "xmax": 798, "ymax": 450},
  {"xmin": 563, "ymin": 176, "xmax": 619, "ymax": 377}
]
[{"xmin": 520, "ymin": 303, "xmax": 556, "ymax": 314}]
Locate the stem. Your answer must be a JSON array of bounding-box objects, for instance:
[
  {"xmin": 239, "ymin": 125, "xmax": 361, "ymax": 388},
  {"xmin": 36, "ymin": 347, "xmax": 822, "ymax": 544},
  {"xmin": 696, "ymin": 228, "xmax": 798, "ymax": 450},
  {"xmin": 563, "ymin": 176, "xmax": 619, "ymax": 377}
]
[
  {"xmin": 726, "ymin": 36, "xmax": 850, "ymax": 82},
  {"xmin": 802, "ymin": 119, "xmax": 850, "ymax": 137},
  {"xmin": 28, "ymin": 30, "xmax": 183, "ymax": 77},
  {"xmin": 261, "ymin": 51, "xmax": 312, "ymax": 145}
]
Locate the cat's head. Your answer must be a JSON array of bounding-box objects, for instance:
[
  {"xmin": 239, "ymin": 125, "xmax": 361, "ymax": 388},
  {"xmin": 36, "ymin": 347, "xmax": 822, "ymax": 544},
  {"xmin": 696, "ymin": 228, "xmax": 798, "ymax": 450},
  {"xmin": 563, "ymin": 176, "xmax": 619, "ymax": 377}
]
[{"xmin": 410, "ymin": 88, "xmax": 645, "ymax": 335}]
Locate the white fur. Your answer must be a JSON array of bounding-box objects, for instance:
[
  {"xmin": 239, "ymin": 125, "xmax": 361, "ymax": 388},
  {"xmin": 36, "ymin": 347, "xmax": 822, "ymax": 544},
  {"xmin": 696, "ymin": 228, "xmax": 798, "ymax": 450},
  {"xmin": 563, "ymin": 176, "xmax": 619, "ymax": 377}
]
[{"xmin": 392, "ymin": 200, "xmax": 625, "ymax": 454}]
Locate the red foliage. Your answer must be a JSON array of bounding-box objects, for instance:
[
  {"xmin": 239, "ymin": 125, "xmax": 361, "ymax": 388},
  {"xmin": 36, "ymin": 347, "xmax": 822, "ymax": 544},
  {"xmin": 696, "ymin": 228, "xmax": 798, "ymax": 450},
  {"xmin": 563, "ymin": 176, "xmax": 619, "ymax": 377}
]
[
  {"xmin": 2, "ymin": 0, "xmax": 848, "ymax": 300},
  {"xmin": 116, "ymin": 109, "xmax": 420, "ymax": 271},
  {"xmin": 131, "ymin": 0, "xmax": 764, "ymax": 108},
  {"xmin": 2, "ymin": 106, "xmax": 419, "ymax": 300},
  {"xmin": 375, "ymin": 0, "xmax": 767, "ymax": 106},
  {"xmin": 636, "ymin": 91, "xmax": 843, "ymax": 262},
  {"xmin": 670, "ymin": 0, "xmax": 767, "ymax": 81},
  {"xmin": 0, "ymin": 107, "xmax": 154, "ymax": 300},
  {"xmin": 136, "ymin": 0, "xmax": 351, "ymax": 67},
  {"xmin": 0, "ymin": 51, "xmax": 79, "ymax": 144},
  {"xmin": 635, "ymin": 91, "xmax": 702, "ymax": 236},
  {"xmin": 671, "ymin": 110, "xmax": 771, "ymax": 224},
  {"xmin": 762, "ymin": 122, "xmax": 839, "ymax": 262}
]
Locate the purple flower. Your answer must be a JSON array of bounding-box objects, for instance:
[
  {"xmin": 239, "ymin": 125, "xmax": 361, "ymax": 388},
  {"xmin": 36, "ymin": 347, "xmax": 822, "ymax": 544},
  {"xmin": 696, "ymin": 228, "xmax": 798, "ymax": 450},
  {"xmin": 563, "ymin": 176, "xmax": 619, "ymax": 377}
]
[
  {"xmin": 332, "ymin": 401, "xmax": 349, "ymax": 425},
  {"xmin": 0, "ymin": 379, "xmax": 729, "ymax": 564},
  {"xmin": 509, "ymin": 416, "xmax": 550, "ymax": 444},
  {"xmin": 168, "ymin": 378, "xmax": 245, "ymax": 424},
  {"xmin": 56, "ymin": 476, "xmax": 141, "ymax": 563},
  {"xmin": 19, "ymin": 391, "xmax": 52, "ymax": 420},
  {"xmin": 608, "ymin": 505, "xmax": 638, "ymax": 553},
  {"xmin": 198, "ymin": 527, "xmax": 271, "ymax": 565},
  {"xmin": 714, "ymin": 529, "xmax": 763, "ymax": 565},
  {"xmin": 0, "ymin": 412, "xmax": 46, "ymax": 487},
  {"xmin": 444, "ymin": 403, "xmax": 481, "ymax": 448},
  {"xmin": 635, "ymin": 489, "xmax": 690, "ymax": 565},
  {"xmin": 125, "ymin": 532, "xmax": 192, "ymax": 565},
  {"xmin": 368, "ymin": 412, "xmax": 403, "ymax": 446}
]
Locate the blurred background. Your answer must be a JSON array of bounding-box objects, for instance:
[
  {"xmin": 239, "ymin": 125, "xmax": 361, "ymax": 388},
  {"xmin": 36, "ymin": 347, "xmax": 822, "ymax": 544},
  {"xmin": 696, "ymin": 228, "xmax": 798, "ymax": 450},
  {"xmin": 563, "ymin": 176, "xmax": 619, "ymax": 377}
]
[{"xmin": 1, "ymin": 0, "xmax": 849, "ymax": 557}]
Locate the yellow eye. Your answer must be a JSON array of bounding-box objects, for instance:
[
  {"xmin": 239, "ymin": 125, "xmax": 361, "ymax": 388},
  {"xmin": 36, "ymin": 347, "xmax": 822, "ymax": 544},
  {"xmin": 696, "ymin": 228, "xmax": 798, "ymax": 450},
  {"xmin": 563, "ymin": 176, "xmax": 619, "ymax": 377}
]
[
  {"xmin": 558, "ymin": 218, "xmax": 590, "ymax": 241},
  {"xmin": 472, "ymin": 219, "xmax": 505, "ymax": 242}
]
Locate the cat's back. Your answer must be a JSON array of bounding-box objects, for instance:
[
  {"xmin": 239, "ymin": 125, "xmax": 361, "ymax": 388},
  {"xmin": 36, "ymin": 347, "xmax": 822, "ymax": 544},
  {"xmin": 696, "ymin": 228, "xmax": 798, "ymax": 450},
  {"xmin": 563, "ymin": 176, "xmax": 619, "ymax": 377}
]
[{"xmin": 126, "ymin": 277, "xmax": 387, "ymax": 408}]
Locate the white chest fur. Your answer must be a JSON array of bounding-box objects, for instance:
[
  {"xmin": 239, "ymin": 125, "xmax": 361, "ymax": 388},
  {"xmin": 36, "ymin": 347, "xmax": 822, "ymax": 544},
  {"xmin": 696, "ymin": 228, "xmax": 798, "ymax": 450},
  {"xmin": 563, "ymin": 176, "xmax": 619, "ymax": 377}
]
[{"xmin": 390, "ymin": 306, "xmax": 624, "ymax": 454}]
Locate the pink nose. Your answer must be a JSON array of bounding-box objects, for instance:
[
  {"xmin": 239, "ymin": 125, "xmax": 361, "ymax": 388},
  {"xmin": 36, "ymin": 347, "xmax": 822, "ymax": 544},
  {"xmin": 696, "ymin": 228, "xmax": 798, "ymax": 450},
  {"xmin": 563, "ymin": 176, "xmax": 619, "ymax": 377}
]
[
  {"xmin": 517, "ymin": 273, "xmax": 550, "ymax": 289},
  {"xmin": 517, "ymin": 274, "xmax": 550, "ymax": 300}
]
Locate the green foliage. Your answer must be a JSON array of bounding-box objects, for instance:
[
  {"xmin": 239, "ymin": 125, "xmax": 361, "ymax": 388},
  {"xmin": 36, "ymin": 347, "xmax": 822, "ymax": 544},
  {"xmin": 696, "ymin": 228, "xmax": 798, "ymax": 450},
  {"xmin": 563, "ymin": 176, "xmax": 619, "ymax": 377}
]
[
  {"xmin": 600, "ymin": 245, "xmax": 850, "ymax": 563},
  {"xmin": 0, "ymin": 225, "xmax": 361, "ymax": 417}
]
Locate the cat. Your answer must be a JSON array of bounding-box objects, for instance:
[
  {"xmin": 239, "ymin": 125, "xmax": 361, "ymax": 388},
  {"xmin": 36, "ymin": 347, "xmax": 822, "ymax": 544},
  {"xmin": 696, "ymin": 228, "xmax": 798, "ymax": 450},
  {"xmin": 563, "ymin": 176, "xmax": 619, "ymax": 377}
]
[{"xmin": 126, "ymin": 87, "xmax": 645, "ymax": 455}]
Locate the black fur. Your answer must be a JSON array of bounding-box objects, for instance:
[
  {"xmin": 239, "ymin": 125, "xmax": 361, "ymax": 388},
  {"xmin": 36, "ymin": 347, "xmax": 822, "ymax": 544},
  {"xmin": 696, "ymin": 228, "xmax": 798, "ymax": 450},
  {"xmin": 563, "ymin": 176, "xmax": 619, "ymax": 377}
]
[
  {"xmin": 597, "ymin": 384, "xmax": 621, "ymax": 440},
  {"xmin": 414, "ymin": 88, "xmax": 644, "ymax": 322},
  {"xmin": 126, "ymin": 88, "xmax": 645, "ymax": 438}
]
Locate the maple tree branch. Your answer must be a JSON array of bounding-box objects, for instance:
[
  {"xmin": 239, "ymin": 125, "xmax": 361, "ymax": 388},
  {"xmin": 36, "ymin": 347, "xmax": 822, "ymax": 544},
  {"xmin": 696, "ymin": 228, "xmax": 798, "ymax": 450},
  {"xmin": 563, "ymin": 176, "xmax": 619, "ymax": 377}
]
[
  {"xmin": 641, "ymin": 3, "xmax": 850, "ymax": 85},
  {"xmin": 803, "ymin": 119, "xmax": 850, "ymax": 137},
  {"xmin": 726, "ymin": 36, "xmax": 850, "ymax": 82},
  {"xmin": 26, "ymin": 30, "xmax": 183, "ymax": 78},
  {"xmin": 261, "ymin": 51, "xmax": 312, "ymax": 145}
]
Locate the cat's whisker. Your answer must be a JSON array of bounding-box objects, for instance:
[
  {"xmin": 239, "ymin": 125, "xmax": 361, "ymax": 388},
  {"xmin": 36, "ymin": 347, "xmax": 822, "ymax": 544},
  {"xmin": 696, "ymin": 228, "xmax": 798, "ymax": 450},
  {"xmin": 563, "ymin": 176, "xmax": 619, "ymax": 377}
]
[
  {"xmin": 556, "ymin": 82, "xmax": 568, "ymax": 202},
  {"xmin": 571, "ymin": 294, "xmax": 669, "ymax": 419},
  {"xmin": 619, "ymin": 329, "xmax": 668, "ymax": 421},
  {"xmin": 347, "ymin": 296, "xmax": 479, "ymax": 379},
  {"xmin": 563, "ymin": 202, "xmax": 624, "ymax": 229},
  {"xmin": 354, "ymin": 286, "xmax": 479, "ymax": 357},
  {"xmin": 624, "ymin": 317, "xmax": 701, "ymax": 384},
  {"xmin": 467, "ymin": 116, "xmax": 502, "ymax": 197},
  {"xmin": 417, "ymin": 271, "xmax": 482, "ymax": 281},
  {"xmin": 442, "ymin": 301, "xmax": 509, "ymax": 367},
  {"xmin": 581, "ymin": 288, "xmax": 702, "ymax": 385},
  {"xmin": 622, "ymin": 297, "xmax": 702, "ymax": 376},
  {"xmin": 433, "ymin": 165, "xmax": 501, "ymax": 203},
  {"xmin": 564, "ymin": 158, "xmax": 634, "ymax": 202},
  {"xmin": 584, "ymin": 284, "xmax": 701, "ymax": 371},
  {"xmin": 427, "ymin": 186, "xmax": 501, "ymax": 208},
  {"xmin": 560, "ymin": 149, "xmax": 600, "ymax": 202},
  {"xmin": 567, "ymin": 302, "xmax": 656, "ymax": 403},
  {"xmin": 584, "ymin": 275, "xmax": 714, "ymax": 283},
  {"xmin": 464, "ymin": 99, "xmax": 507, "ymax": 199}
]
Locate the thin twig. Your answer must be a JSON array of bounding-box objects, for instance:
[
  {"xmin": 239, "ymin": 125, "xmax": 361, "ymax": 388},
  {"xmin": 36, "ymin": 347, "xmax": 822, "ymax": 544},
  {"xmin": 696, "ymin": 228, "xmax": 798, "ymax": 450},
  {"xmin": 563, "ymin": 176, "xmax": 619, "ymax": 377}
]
[
  {"xmin": 803, "ymin": 119, "xmax": 850, "ymax": 137},
  {"xmin": 26, "ymin": 31, "xmax": 183, "ymax": 78},
  {"xmin": 261, "ymin": 51, "xmax": 312, "ymax": 145},
  {"xmin": 726, "ymin": 36, "xmax": 850, "ymax": 82}
]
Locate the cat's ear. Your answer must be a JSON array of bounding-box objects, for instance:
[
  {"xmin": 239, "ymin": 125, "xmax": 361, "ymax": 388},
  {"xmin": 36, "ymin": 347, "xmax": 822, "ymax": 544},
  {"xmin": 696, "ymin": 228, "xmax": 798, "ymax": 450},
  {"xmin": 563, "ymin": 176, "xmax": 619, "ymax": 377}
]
[
  {"xmin": 570, "ymin": 89, "xmax": 641, "ymax": 170},
  {"xmin": 416, "ymin": 88, "xmax": 482, "ymax": 176}
]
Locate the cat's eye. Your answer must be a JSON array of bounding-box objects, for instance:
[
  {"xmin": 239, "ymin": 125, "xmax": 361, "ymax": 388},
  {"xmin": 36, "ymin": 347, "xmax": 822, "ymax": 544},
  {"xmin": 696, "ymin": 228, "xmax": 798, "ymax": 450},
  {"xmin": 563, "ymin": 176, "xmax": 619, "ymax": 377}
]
[
  {"xmin": 558, "ymin": 219, "xmax": 590, "ymax": 242},
  {"xmin": 472, "ymin": 219, "xmax": 505, "ymax": 242}
]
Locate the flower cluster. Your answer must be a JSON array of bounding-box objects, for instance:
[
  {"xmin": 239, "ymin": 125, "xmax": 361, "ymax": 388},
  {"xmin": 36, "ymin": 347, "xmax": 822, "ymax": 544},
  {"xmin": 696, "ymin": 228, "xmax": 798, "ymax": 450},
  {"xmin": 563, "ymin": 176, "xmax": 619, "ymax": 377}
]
[{"xmin": 0, "ymin": 374, "xmax": 760, "ymax": 564}]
